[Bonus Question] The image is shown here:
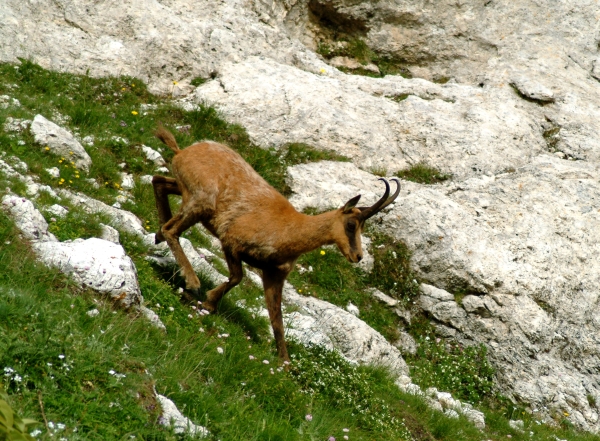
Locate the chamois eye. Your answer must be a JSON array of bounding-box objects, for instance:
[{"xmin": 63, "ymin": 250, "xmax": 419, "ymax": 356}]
[{"xmin": 347, "ymin": 222, "xmax": 357, "ymax": 232}]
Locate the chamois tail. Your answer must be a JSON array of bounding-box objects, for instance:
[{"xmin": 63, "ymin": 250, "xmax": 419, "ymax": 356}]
[{"xmin": 155, "ymin": 124, "xmax": 181, "ymax": 154}]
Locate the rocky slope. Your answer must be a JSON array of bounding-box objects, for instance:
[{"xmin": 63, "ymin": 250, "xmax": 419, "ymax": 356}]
[{"xmin": 2, "ymin": 0, "xmax": 600, "ymax": 432}]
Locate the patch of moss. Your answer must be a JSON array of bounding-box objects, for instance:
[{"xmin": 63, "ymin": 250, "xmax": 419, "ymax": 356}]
[{"xmin": 396, "ymin": 162, "xmax": 451, "ymax": 184}]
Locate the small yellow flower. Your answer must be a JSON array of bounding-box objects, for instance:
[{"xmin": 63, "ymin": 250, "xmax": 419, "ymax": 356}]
[
  {"xmin": 105, "ymin": 182, "xmax": 109, "ymax": 185},
  {"xmin": 44, "ymin": 147, "xmax": 50, "ymax": 151},
  {"xmin": 75, "ymin": 175, "xmax": 80, "ymax": 179},
  {"xmin": 319, "ymin": 68, "xmax": 326, "ymax": 74},
  {"xmin": 145, "ymin": 226, "xmax": 150, "ymax": 230},
  {"xmin": 564, "ymin": 412, "xmax": 570, "ymax": 417},
  {"xmin": 131, "ymin": 111, "xmax": 138, "ymax": 115},
  {"xmin": 131, "ymin": 83, "xmax": 135, "ymax": 87},
  {"xmin": 320, "ymin": 250, "xmax": 326, "ymax": 256},
  {"xmin": 69, "ymin": 180, "xmax": 73, "ymax": 184},
  {"xmin": 69, "ymin": 151, "xmax": 73, "ymax": 155},
  {"xmin": 122, "ymin": 87, "xmax": 126, "ymax": 91},
  {"xmin": 172, "ymin": 80, "xmax": 179, "ymax": 85}
]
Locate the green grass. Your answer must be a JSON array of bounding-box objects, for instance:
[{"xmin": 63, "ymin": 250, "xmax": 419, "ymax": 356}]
[
  {"xmin": 317, "ymin": 37, "xmax": 413, "ymax": 78},
  {"xmin": 396, "ymin": 162, "xmax": 452, "ymax": 184},
  {"xmin": 1, "ymin": 60, "xmax": 600, "ymax": 441}
]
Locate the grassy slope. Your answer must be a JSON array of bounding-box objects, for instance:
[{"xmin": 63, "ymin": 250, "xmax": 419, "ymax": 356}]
[{"xmin": 0, "ymin": 60, "xmax": 597, "ymax": 441}]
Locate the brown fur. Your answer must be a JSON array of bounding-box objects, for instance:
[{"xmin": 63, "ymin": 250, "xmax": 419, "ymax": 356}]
[{"xmin": 152, "ymin": 126, "xmax": 398, "ymax": 361}]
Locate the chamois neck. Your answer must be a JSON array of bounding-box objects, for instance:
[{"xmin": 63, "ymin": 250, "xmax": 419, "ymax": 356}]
[{"xmin": 284, "ymin": 209, "xmax": 339, "ymax": 257}]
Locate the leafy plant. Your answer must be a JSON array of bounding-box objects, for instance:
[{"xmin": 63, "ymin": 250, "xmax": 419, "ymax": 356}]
[
  {"xmin": 290, "ymin": 344, "xmax": 411, "ymax": 437},
  {"xmin": 407, "ymin": 333, "xmax": 495, "ymax": 403},
  {"xmin": 365, "ymin": 229, "xmax": 420, "ymax": 305},
  {"xmin": 0, "ymin": 385, "xmax": 38, "ymax": 441}
]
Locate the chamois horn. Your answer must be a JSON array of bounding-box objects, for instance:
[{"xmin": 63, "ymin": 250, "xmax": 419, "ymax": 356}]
[{"xmin": 359, "ymin": 178, "xmax": 401, "ymax": 220}]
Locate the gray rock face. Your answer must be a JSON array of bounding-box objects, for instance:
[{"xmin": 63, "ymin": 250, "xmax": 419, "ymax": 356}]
[
  {"xmin": 287, "ymin": 159, "xmax": 600, "ymax": 431},
  {"xmin": 192, "ymin": 56, "xmax": 544, "ymax": 179},
  {"xmin": 30, "ymin": 115, "xmax": 92, "ymax": 172},
  {"xmin": 0, "ymin": 0, "xmax": 323, "ymax": 94},
  {"xmin": 283, "ymin": 286, "xmax": 409, "ymax": 377}
]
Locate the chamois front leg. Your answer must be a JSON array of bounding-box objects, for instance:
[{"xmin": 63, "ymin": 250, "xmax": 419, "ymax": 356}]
[
  {"xmin": 152, "ymin": 176, "xmax": 181, "ymax": 244},
  {"xmin": 203, "ymin": 250, "xmax": 244, "ymax": 312},
  {"xmin": 161, "ymin": 208, "xmax": 202, "ymax": 296},
  {"xmin": 262, "ymin": 268, "xmax": 291, "ymax": 362}
]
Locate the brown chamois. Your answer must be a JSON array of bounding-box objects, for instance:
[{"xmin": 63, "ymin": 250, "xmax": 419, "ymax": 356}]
[{"xmin": 151, "ymin": 125, "xmax": 400, "ymax": 361}]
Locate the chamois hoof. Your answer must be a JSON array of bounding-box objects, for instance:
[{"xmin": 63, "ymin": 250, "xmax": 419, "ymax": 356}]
[{"xmin": 180, "ymin": 287, "xmax": 202, "ymax": 303}]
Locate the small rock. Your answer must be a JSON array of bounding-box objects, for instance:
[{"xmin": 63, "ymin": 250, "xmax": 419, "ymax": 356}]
[
  {"xmin": 509, "ymin": 419, "xmax": 525, "ymax": 432},
  {"xmin": 368, "ymin": 287, "xmax": 398, "ymax": 307},
  {"xmin": 100, "ymin": 223, "xmax": 120, "ymax": 244},
  {"xmin": 46, "ymin": 167, "xmax": 60, "ymax": 178},
  {"xmin": 120, "ymin": 173, "xmax": 135, "ymax": 190},
  {"xmin": 141, "ymin": 145, "xmax": 166, "ymax": 166},
  {"xmin": 82, "ymin": 135, "xmax": 95, "ymax": 146},
  {"xmin": 30, "ymin": 115, "xmax": 92, "ymax": 172},
  {"xmin": 346, "ymin": 302, "xmax": 360, "ymax": 316},
  {"xmin": 46, "ymin": 204, "xmax": 69, "ymax": 218},
  {"xmin": 393, "ymin": 331, "xmax": 417, "ymax": 355},
  {"xmin": 444, "ymin": 409, "xmax": 460, "ymax": 419},
  {"xmin": 87, "ymin": 309, "xmax": 100, "ymax": 317},
  {"xmin": 510, "ymin": 76, "xmax": 555, "ymax": 103}
]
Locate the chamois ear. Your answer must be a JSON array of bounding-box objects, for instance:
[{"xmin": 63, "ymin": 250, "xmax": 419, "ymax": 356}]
[{"xmin": 342, "ymin": 195, "xmax": 361, "ymax": 214}]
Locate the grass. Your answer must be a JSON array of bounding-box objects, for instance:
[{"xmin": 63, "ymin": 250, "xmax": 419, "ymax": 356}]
[
  {"xmin": 1, "ymin": 60, "xmax": 599, "ymax": 441},
  {"xmin": 396, "ymin": 162, "xmax": 452, "ymax": 184},
  {"xmin": 317, "ymin": 37, "xmax": 413, "ymax": 78}
]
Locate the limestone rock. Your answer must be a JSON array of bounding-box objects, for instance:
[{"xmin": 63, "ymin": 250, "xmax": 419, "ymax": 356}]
[
  {"xmin": 120, "ymin": 173, "xmax": 135, "ymax": 190},
  {"xmin": 1, "ymin": 195, "xmax": 57, "ymax": 242},
  {"xmin": 100, "ymin": 223, "xmax": 120, "ymax": 244},
  {"xmin": 156, "ymin": 393, "xmax": 209, "ymax": 437},
  {"xmin": 283, "ymin": 286, "xmax": 409, "ymax": 377},
  {"xmin": 367, "ymin": 287, "xmax": 398, "ymax": 307},
  {"xmin": 30, "ymin": 115, "xmax": 92, "ymax": 172},
  {"xmin": 510, "ymin": 75, "xmax": 555, "ymax": 103},
  {"xmin": 33, "ymin": 238, "xmax": 143, "ymax": 308},
  {"xmin": 141, "ymin": 145, "xmax": 166, "ymax": 166},
  {"xmin": 2, "ymin": 195, "xmax": 142, "ymax": 308},
  {"xmin": 288, "ymin": 159, "xmax": 600, "ymax": 431},
  {"xmin": 58, "ymin": 189, "xmax": 147, "ymax": 237},
  {"xmin": 46, "ymin": 204, "xmax": 68, "ymax": 218}
]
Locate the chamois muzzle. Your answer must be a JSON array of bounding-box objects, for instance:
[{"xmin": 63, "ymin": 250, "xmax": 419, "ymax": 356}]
[{"xmin": 358, "ymin": 178, "xmax": 401, "ymax": 220}]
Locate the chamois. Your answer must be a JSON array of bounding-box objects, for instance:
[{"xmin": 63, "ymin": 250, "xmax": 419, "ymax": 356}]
[{"xmin": 152, "ymin": 126, "xmax": 400, "ymax": 361}]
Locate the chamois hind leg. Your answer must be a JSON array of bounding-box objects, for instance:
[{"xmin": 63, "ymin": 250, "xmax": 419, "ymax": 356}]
[
  {"xmin": 160, "ymin": 208, "xmax": 202, "ymax": 296},
  {"xmin": 152, "ymin": 176, "xmax": 181, "ymax": 244},
  {"xmin": 203, "ymin": 249, "xmax": 244, "ymax": 312},
  {"xmin": 262, "ymin": 268, "xmax": 290, "ymax": 362}
]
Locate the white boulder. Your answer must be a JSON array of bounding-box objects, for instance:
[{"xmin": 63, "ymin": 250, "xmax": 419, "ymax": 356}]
[{"xmin": 30, "ymin": 115, "xmax": 92, "ymax": 172}]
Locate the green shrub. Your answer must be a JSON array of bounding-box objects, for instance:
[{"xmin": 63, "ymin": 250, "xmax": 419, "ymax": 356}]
[
  {"xmin": 290, "ymin": 344, "xmax": 411, "ymax": 437},
  {"xmin": 408, "ymin": 335, "xmax": 495, "ymax": 403},
  {"xmin": 0, "ymin": 385, "xmax": 38, "ymax": 441}
]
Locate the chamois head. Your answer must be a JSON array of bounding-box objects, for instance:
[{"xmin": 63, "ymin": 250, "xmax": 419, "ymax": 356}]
[{"xmin": 334, "ymin": 178, "xmax": 401, "ymax": 263}]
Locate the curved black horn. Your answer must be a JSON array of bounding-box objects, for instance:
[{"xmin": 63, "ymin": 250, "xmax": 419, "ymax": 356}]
[
  {"xmin": 358, "ymin": 178, "xmax": 391, "ymax": 220},
  {"xmin": 377, "ymin": 178, "xmax": 401, "ymax": 212}
]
